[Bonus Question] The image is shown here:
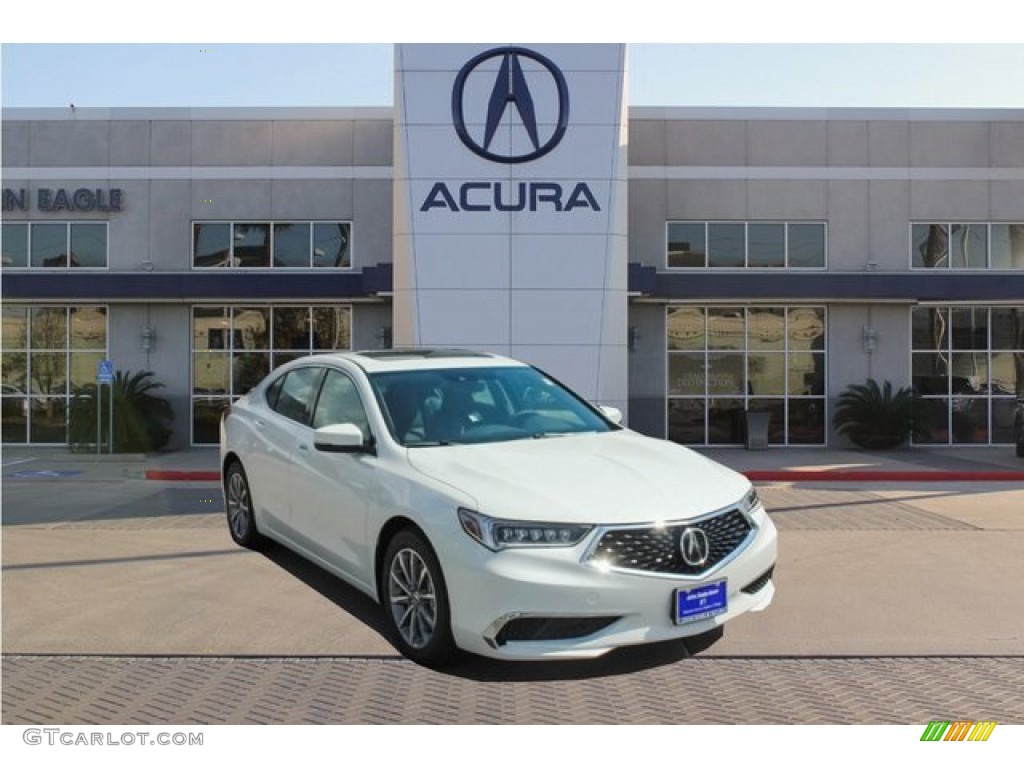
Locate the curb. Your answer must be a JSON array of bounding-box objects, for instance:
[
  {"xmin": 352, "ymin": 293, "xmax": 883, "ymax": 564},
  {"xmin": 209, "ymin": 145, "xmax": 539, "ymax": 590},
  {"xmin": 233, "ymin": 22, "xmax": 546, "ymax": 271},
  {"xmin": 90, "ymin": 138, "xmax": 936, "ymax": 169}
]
[{"xmin": 145, "ymin": 470, "xmax": 220, "ymax": 482}]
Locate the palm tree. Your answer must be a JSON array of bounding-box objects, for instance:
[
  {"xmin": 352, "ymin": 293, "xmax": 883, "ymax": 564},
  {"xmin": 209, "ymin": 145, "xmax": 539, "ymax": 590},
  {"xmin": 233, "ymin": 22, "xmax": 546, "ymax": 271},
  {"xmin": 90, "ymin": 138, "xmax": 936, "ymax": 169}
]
[
  {"xmin": 832, "ymin": 379, "xmax": 929, "ymax": 449},
  {"xmin": 69, "ymin": 370, "xmax": 173, "ymax": 452}
]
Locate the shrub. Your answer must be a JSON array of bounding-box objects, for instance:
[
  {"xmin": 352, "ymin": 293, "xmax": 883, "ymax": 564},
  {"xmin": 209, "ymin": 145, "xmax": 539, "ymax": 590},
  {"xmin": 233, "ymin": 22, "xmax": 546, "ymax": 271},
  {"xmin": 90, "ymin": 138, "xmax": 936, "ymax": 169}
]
[
  {"xmin": 832, "ymin": 379, "xmax": 929, "ymax": 449},
  {"xmin": 69, "ymin": 370, "xmax": 174, "ymax": 452}
]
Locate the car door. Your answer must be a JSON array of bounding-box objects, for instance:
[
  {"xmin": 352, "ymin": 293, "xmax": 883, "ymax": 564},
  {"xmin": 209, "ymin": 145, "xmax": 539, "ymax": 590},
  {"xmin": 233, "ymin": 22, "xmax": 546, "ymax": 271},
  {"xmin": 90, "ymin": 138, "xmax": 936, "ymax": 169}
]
[
  {"xmin": 247, "ymin": 366, "xmax": 324, "ymax": 531},
  {"xmin": 288, "ymin": 366, "xmax": 378, "ymax": 590}
]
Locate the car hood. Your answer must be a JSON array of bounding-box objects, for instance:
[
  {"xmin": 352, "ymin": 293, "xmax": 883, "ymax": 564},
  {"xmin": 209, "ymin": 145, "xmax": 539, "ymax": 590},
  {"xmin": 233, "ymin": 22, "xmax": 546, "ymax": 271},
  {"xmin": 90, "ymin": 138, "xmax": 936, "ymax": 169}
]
[{"xmin": 405, "ymin": 430, "xmax": 751, "ymax": 524}]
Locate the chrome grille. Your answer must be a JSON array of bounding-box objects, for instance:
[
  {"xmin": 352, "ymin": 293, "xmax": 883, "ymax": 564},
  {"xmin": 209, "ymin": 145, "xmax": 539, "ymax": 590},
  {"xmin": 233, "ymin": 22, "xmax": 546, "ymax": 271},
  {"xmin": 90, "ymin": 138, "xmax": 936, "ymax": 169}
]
[{"xmin": 588, "ymin": 509, "xmax": 753, "ymax": 576}]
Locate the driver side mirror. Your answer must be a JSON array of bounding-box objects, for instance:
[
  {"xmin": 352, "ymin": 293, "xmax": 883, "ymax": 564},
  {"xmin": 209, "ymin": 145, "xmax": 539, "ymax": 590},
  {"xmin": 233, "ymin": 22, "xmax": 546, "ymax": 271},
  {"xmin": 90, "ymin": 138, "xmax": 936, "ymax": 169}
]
[
  {"xmin": 598, "ymin": 405, "xmax": 623, "ymax": 425},
  {"xmin": 314, "ymin": 423, "xmax": 375, "ymax": 454}
]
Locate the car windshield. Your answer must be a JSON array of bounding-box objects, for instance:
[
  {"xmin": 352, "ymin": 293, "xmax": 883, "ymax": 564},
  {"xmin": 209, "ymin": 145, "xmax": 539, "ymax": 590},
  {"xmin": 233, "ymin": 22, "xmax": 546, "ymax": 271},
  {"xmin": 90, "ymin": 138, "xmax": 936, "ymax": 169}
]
[{"xmin": 369, "ymin": 365, "xmax": 616, "ymax": 446}]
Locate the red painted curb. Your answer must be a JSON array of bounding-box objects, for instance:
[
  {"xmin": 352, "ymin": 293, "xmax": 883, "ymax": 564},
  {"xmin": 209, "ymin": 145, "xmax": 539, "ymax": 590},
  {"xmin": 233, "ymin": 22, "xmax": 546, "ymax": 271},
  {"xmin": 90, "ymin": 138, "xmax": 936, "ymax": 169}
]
[
  {"xmin": 744, "ymin": 470, "xmax": 1024, "ymax": 483},
  {"xmin": 145, "ymin": 470, "xmax": 220, "ymax": 482}
]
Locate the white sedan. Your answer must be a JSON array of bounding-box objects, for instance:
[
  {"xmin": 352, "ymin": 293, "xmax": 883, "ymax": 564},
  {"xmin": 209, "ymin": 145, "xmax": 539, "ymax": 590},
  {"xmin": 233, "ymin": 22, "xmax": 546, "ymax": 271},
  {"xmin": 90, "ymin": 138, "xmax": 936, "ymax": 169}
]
[{"xmin": 220, "ymin": 349, "xmax": 777, "ymax": 666}]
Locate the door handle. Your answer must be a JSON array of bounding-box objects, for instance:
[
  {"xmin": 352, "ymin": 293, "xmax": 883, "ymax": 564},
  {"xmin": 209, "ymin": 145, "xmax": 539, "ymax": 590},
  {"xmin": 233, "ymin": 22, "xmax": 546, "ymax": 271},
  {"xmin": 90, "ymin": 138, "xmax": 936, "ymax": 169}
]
[{"xmin": 298, "ymin": 443, "xmax": 309, "ymax": 452}]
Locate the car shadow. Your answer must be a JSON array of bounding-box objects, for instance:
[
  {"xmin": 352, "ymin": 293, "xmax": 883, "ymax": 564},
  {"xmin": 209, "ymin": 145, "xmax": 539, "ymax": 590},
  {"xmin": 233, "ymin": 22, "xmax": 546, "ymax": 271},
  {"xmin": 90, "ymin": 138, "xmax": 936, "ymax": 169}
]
[
  {"xmin": 259, "ymin": 539, "xmax": 721, "ymax": 681},
  {"xmin": 259, "ymin": 541, "xmax": 393, "ymax": 642}
]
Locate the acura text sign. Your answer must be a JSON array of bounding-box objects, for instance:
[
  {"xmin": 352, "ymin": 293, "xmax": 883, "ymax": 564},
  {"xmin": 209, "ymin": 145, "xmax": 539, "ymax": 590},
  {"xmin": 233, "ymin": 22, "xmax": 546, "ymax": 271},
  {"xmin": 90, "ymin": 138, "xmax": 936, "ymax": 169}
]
[{"xmin": 393, "ymin": 44, "xmax": 629, "ymax": 416}]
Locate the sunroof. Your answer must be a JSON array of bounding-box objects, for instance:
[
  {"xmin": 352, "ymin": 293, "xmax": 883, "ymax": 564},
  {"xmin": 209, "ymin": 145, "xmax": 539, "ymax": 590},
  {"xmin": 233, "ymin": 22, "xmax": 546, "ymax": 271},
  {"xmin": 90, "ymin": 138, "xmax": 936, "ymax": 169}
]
[{"xmin": 356, "ymin": 348, "xmax": 492, "ymax": 360}]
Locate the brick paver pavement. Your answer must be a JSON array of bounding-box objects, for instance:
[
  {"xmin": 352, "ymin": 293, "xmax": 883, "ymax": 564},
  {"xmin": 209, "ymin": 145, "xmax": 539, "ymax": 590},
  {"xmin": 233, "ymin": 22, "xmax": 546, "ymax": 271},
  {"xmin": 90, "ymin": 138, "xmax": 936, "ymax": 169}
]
[{"xmin": 4, "ymin": 655, "xmax": 1022, "ymax": 725}]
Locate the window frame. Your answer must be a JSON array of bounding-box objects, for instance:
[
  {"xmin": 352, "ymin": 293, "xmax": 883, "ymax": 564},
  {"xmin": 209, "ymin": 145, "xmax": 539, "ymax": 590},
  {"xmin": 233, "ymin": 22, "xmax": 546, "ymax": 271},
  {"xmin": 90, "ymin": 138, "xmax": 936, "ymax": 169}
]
[
  {"xmin": 909, "ymin": 222, "xmax": 1024, "ymax": 270},
  {"xmin": 666, "ymin": 221, "xmax": 827, "ymax": 270},
  {"xmin": 909, "ymin": 304, "xmax": 1024, "ymax": 446},
  {"xmin": 191, "ymin": 220, "xmax": 354, "ymax": 270},
  {"xmin": 1, "ymin": 304, "xmax": 110, "ymax": 445},
  {"xmin": 1, "ymin": 221, "xmax": 109, "ymax": 270},
  {"xmin": 665, "ymin": 304, "xmax": 828, "ymax": 447}
]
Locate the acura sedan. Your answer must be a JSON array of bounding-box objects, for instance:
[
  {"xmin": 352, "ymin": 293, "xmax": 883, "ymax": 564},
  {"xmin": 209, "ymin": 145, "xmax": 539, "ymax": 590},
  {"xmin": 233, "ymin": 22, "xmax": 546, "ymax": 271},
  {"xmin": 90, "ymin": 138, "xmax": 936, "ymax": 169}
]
[{"xmin": 220, "ymin": 349, "xmax": 777, "ymax": 665}]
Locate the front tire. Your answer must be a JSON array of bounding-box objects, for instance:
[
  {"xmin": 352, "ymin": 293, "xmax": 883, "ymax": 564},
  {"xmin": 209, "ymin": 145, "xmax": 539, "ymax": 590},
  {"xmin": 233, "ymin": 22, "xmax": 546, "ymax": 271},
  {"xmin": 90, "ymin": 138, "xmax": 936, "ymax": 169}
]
[
  {"xmin": 382, "ymin": 529, "xmax": 458, "ymax": 667},
  {"xmin": 224, "ymin": 461, "xmax": 264, "ymax": 549}
]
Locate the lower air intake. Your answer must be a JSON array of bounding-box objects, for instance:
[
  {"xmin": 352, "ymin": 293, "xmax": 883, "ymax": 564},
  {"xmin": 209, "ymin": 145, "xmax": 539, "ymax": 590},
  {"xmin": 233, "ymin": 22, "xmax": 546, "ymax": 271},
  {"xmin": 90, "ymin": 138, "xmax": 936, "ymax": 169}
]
[{"xmin": 494, "ymin": 616, "xmax": 621, "ymax": 646}]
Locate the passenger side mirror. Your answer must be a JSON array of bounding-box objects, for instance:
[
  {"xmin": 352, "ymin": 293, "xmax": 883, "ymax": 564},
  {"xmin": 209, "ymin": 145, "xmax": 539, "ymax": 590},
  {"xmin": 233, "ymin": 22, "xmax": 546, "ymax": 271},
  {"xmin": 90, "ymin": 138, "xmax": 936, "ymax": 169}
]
[
  {"xmin": 314, "ymin": 423, "xmax": 374, "ymax": 454},
  {"xmin": 598, "ymin": 405, "xmax": 623, "ymax": 425}
]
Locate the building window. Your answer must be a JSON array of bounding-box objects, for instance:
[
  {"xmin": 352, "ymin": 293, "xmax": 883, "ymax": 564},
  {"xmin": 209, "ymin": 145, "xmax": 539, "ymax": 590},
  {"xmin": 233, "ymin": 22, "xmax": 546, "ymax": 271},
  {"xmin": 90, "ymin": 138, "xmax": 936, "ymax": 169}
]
[
  {"xmin": 192, "ymin": 221, "xmax": 352, "ymax": 269},
  {"xmin": 666, "ymin": 305, "xmax": 827, "ymax": 446},
  {"xmin": 1, "ymin": 305, "xmax": 108, "ymax": 443},
  {"xmin": 911, "ymin": 306, "xmax": 1024, "ymax": 445},
  {"xmin": 191, "ymin": 304, "xmax": 353, "ymax": 444},
  {"xmin": 1, "ymin": 222, "xmax": 108, "ymax": 268},
  {"xmin": 667, "ymin": 222, "xmax": 825, "ymax": 269},
  {"xmin": 911, "ymin": 223, "xmax": 1024, "ymax": 269}
]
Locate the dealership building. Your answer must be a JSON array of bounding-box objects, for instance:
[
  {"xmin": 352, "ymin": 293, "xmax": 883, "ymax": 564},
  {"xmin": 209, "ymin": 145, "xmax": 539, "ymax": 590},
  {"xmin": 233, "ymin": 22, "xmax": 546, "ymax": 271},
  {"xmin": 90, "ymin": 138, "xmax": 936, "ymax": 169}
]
[{"xmin": 2, "ymin": 44, "xmax": 1023, "ymax": 449}]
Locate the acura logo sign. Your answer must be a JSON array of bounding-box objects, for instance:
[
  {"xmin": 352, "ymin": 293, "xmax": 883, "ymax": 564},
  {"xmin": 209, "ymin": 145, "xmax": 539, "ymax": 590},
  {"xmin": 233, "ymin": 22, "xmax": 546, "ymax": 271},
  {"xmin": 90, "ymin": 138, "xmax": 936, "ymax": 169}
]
[
  {"xmin": 679, "ymin": 527, "xmax": 710, "ymax": 568},
  {"xmin": 452, "ymin": 46, "xmax": 570, "ymax": 164}
]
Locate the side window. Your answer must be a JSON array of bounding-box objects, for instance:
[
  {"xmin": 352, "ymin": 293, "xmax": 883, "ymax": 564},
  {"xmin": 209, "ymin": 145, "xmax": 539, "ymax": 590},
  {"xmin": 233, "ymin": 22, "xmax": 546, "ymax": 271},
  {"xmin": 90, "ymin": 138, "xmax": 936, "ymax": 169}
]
[
  {"xmin": 265, "ymin": 375, "xmax": 285, "ymax": 409},
  {"xmin": 312, "ymin": 369, "xmax": 370, "ymax": 436},
  {"xmin": 270, "ymin": 367, "xmax": 322, "ymax": 424}
]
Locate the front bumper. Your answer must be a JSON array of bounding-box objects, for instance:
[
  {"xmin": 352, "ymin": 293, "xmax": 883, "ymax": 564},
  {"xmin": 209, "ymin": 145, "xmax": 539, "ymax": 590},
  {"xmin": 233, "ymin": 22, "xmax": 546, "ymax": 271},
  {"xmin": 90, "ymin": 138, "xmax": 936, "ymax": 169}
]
[{"xmin": 443, "ymin": 505, "xmax": 778, "ymax": 660}]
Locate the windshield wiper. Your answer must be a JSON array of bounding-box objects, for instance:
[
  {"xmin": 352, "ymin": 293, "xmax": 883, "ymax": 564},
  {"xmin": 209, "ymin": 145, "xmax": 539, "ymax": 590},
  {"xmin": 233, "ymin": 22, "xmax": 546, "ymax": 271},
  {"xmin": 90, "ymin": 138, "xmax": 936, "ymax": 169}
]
[{"xmin": 532, "ymin": 429, "xmax": 601, "ymax": 439}]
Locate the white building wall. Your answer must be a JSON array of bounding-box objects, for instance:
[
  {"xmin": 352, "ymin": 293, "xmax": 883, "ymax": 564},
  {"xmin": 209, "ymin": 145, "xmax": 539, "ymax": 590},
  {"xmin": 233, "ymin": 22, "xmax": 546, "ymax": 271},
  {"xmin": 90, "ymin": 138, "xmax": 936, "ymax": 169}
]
[{"xmin": 393, "ymin": 44, "xmax": 629, "ymax": 413}]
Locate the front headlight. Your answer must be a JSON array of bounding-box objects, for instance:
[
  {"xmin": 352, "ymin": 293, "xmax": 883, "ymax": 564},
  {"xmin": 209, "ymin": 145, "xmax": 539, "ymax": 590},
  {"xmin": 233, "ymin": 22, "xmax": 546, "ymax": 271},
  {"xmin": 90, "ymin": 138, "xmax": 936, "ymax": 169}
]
[
  {"xmin": 458, "ymin": 508, "xmax": 592, "ymax": 551},
  {"xmin": 740, "ymin": 486, "xmax": 762, "ymax": 520}
]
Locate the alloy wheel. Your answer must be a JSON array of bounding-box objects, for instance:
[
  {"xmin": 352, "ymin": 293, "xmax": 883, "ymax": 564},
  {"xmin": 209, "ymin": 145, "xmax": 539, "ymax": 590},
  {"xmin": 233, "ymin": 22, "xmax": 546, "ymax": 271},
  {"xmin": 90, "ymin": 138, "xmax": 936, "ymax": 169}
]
[{"xmin": 388, "ymin": 547, "xmax": 438, "ymax": 649}]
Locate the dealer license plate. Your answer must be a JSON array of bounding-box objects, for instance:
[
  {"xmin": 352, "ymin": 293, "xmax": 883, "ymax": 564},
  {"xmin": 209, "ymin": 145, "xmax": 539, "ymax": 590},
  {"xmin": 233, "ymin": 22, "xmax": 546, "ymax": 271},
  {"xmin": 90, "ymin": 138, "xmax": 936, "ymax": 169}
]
[{"xmin": 674, "ymin": 580, "xmax": 727, "ymax": 625}]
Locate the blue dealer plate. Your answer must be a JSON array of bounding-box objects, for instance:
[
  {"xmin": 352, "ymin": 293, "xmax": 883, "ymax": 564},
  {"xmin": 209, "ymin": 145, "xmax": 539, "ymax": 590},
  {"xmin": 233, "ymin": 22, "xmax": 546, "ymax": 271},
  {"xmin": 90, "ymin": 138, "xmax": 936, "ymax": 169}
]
[{"xmin": 674, "ymin": 580, "xmax": 727, "ymax": 625}]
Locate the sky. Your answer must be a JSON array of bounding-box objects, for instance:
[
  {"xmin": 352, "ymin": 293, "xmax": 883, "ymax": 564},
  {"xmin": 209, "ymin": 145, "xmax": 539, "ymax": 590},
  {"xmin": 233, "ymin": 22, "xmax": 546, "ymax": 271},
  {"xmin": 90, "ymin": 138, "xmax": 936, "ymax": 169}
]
[
  {"xmin": 3, "ymin": 43, "xmax": 1024, "ymax": 110},
  {"xmin": 3, "ymin": 2, "xmax": 1023, "ymax": 110}
]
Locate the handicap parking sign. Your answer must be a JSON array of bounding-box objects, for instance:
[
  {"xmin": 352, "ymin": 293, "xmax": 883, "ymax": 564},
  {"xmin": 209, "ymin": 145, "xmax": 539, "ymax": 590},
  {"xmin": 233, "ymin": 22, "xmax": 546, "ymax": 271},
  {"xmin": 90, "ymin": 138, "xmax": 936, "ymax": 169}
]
[{"xmin": 97, "ymin": 359, "xmax": 114, "ymax": 384}]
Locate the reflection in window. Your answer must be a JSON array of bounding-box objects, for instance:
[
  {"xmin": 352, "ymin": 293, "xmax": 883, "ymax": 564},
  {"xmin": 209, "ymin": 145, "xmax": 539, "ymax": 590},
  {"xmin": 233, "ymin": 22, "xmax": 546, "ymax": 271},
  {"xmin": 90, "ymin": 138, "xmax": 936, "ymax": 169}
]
[
  {"xmin": 912, "ymin": 223, "xmax": 1024, "ymax": 269},
  {"xmin": 2, "ymin": 224, "xmax": 28, "ymax": 267},
  {"xmin": 314, "ymin": 223, "xmax": 351, "ymax": 268},
  {"xmin": 708, "ymin": 223, "xmax": 745, "ymax": 268},
  {"xmin": 193, "ymin": 223, "xmax": 231, "ymax": 268},
  {"xmin": 273, "ymin": 222, "xmax": 312, "ymax": 267},
  {"xmin": 748, "ymin": 224, "xmax": 785, "ymax": 267},
  {"xmin": 911, "ymin": 305, "xmax": 1024, "ymax": 445},
  {"xmin": 70, "ymin": 224, "xmax": 107, "ymax": 267},
  {"xmin": 190, "ymin": 305, "xmax": 353, "ymax": 444},
  {"xmin": 194, "ymin": 221, "xmax": 352, "ymax": 269},
  {"xmin": 667, "ymin": 307, "xmax": 705, "ymax": 350},
  {"xmin": 312, "ymin": 307, "xmax": 352, "ymax": 350},
  {"xmin": 788, "ymin": 224, "xmax": 826, "ymax": 268},
  {"xmin": 232, "ymin": 223, "xmax": 271, "ymax": 268},
  {"xmin": 1, "ymin": 305, "xmax": 107, "ymax": 444},
  {"xmin": 31, "ymin": 223, "xmax": 68, "ymax": 267},
  {"xmin": 951, "ymin": 224, "xmax": 987, "ymax": 269},
  {"xmin": 5, "ymin": 223, "xmax": 108, "ymax": 269},
  {"xmin": 990, "ymin": 225, "xmax": 1024, "ymax": 269},
  {"xmin": 667, "ymin": 305, "xmax": 826, "ymax": 445},
  {"xmin": 313, "ymin": 370, "xmax": 369, "ymax": 433},
  {"xmin": 667, "ymin": 223, "xmax": 706, "ymax": 268},
  {"xmin": 667, "ymin": 221, "xmax": 825, "ymax": 268}
]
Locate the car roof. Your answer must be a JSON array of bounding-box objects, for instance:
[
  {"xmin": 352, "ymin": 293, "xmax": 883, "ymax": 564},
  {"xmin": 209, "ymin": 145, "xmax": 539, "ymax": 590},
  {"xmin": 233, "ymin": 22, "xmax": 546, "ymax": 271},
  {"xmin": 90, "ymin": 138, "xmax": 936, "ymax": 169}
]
[{"xmin": 289, "ymin": 348, "xmax": 529, "ymax": 374}]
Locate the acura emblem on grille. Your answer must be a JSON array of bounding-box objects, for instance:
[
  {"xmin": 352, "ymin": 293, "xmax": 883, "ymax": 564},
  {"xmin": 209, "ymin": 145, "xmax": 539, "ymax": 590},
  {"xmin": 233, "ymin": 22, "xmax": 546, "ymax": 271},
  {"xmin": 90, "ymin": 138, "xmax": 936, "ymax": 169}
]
[{"xmin": 679, "ymin": 527, "xmax": 710, "ymax": 567}]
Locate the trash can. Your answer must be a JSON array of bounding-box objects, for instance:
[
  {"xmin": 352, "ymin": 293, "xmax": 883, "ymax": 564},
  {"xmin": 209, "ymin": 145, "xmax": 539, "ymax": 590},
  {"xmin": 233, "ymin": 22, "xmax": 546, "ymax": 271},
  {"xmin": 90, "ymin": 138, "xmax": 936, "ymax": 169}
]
[{"xmin": 745, "ymin": 410, "xmax": 770, "ymax": 451}]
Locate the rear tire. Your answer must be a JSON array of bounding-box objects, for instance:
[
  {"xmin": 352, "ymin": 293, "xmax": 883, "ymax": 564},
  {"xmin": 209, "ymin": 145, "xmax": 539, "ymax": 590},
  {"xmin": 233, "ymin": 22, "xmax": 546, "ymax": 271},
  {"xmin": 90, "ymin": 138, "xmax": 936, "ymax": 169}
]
[
  {"xmin": 224, "ymin": 461, "xmax": 264, "ymax": 549},
  {"xmin": 382, "ymin": 529, "xmax": 458, "ymax": 667}
]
